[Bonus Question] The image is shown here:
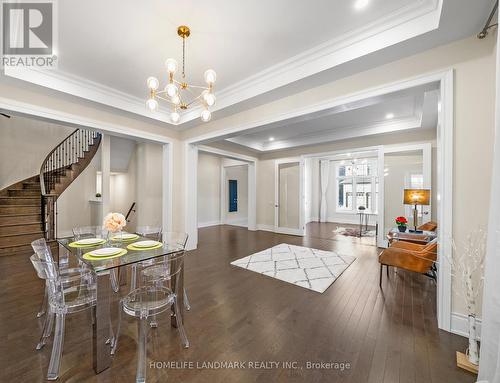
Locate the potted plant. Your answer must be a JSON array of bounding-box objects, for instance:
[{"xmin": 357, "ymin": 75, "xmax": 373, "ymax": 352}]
[{"xmin": 395, "ymin": 216, "xmax": 408, "ymax": 232}]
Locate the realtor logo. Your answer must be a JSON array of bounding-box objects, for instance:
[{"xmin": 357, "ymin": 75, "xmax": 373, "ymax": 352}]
[{"xmin": 1, "ymin": 0, "xmax": 57, "ymax": 68}]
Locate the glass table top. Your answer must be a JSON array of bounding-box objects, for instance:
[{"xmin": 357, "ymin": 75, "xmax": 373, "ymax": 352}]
[{"xmin": 58, "ymin": 235, "xmax": 184, "ymax": 273}]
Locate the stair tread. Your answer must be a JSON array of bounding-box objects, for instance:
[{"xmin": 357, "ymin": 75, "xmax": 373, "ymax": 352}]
[
  {"xmin": 0, "ymin": 213, "xmax": 41, "ymax": 217},
  {"xmin": 0, "ymin": 204, "xmax": 40, "ymax": 206},
  {"xmin": 0, "ymin": 243, "xmax": 37, "ymax": 250},
  {"xmin": 0, "ymin": 230, "xmax": 44, "ymax": 238},
  {"xmin": 0, "ymin": 196, "xmax": 39, "ymax": 199},
  {"xmin": 0, "ymin": 222, "xmax": 41, "ymax": 227}
]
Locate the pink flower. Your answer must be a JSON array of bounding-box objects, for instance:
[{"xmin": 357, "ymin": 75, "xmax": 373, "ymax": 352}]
[{"xmin": 104, "ymin": 212, "xmax": 126, "ymax": 233}]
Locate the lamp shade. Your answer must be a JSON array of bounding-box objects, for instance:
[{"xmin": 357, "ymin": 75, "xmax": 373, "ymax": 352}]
[{"xmin": 403, "ymin": 189, "xmax": 431, "ymax": 205}]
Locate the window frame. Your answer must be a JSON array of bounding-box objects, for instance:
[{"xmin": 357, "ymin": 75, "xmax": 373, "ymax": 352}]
[{"xmin": 334, "ymin": 159, "xmax": 378, "ymax": 214}]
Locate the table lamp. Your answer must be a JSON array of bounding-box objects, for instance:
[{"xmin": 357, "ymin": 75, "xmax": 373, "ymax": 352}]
[{"xmin": 403, "ymin": 189, "xmax": 431, "ymax": 233}]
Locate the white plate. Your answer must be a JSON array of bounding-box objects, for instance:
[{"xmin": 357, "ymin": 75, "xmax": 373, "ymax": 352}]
[
  {"xmin": 132, "ymin": 240, "xmax": 160, "ymax": 248},
  {"xmin": 76, "ymin": 238, "xmax": 104, "ymax": 245},
  {"xmin": 90, "ymin": 247, "xmax": 122, "ymax": 257},
  {"xmin": 114, "ymin": 233, "xmax": 138, "ymax": 239}
]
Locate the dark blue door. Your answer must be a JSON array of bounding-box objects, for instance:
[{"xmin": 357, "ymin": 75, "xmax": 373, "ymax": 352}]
[{"xmin": 228, "ymin": 180, "xmax": 238, "ymax": 212}]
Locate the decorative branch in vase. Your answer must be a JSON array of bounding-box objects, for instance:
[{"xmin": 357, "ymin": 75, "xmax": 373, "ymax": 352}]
[{"xmin": 446, "ymin": 228, "xmax": 486, "ymax": 368}]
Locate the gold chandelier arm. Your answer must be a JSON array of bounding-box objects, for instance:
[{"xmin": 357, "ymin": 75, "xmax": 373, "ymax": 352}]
[{"xmin": 155, "ymin": 94, "xmax": 175, "ymax": 104}]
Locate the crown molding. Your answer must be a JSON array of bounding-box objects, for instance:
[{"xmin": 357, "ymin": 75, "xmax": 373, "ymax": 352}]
[
  {"xmin": 3, "ymin": 0, "xmax": 441, "ymax": 128},
  {"xmin": 3, "ymin": 65, "xmax": 179, "ymax": 127},
  {"xmin": 226, "ymin": 116, "xmax": 423, "ymax": 152}
]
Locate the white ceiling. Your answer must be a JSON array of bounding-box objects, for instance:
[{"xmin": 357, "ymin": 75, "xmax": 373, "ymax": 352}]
[
  {"xmin": 55, "ymin": 0, "xmax": 416, "ymax": 95},
  {"xmin": 217, "ymin": 82, "xmax": 439, "ymax": 152},
  {"xmin": 2, "ymin": 0, "xmax": 495, "ymax": 128}
]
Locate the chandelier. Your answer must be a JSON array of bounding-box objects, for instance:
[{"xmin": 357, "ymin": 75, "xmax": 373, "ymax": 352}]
[{"xmin": 145, "ymin": 25, "xmax": 216, "ymax": 123}]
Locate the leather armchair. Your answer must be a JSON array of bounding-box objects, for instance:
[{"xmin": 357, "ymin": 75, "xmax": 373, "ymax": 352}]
[
  {"xmin": 417, "ymin": 221, "xmax": 438, "ymax": 231},
  {"xmin": 378, "ymin": 239, "xmax": 437, "ymax": 285}
]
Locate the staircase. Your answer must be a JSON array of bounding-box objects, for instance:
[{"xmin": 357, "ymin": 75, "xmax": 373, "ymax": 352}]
[{"xmin": 0, "ymin": 129, "xmax": 102, "ymax": 255}]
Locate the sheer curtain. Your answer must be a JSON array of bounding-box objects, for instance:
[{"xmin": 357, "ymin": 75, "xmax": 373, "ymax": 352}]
[
  {"xmin": 478, "ymin": 28, "xmax": 500, "ymax": 383},
  {"xmin": 319, "ymin": 160, "xmax": 330, "ymax": 222}
]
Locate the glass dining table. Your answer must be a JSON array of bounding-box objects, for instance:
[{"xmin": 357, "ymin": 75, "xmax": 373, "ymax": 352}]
[{"xmin": 57, "ymin": 235, "xmax": 185, "ymax": 374}]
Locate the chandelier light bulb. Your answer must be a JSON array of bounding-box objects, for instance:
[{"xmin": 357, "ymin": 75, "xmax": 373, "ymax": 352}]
[
  {"xmin": 203, "ymin": 91, "xmax": 216, "ymax": 106},
  {"xmin": 165, "ymin": 58, "xmax": 178, "ymax": 74},
  {"xmin": 170, "ymin": 111, "xmax": 180, "ymax": 123},
  {"xmin": 201, "ymin": 109, "xmax": 212, "ymax": 122},
  {"xmin": 146, "ymin": 76, "xmax": 159, "ymax": 90},
  {"xmin": 165, "ymin": 83, "xmax": 178, "ymax": 97},
  {"xmin": 146, "ymin": 98, "xmax": 158, "ymax": 111},
  {"xmin": 204, "ymin": 69, "xmax": 217, "ymax": 85},
  {"xmin": 171, "ymin": 94, "xmax": 181, "ymax": 105}
]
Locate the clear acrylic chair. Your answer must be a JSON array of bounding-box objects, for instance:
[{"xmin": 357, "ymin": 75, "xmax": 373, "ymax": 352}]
[
  {"xmin": 30, "ymin": 253, "xmax": 98, "ymax": 380},
  {"xmin": 140, "ymin": 232, "xmax": 191, "ymax": 315},
  {"xmin": 31, "ymin": 238, "xmax": 92, "ymax": 319},
  {"xmin": 72, "ymin": 226, "xmax": 122, "ymax": 292},
  {"xmin": 72, "ymin": 225, "xmax": 107, "ymax": 240},
  {"xmin": 111, "ymin": 249, "xmax": 189, "ymax": 383},
  {"xmin": 129, "ymin": 226, "xmax": 163, "ymax": 291}
]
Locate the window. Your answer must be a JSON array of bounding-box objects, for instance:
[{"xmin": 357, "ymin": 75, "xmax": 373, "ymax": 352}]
[
  {"xmin": 228, "ymin": 180, "xmax": 238, "ymax": 212},
  {"xmin": 336, "ymin": 159, "xmax": 378, "ymax": 213},
  {"xmin": 410, "ymin": 173, "xmax": 424, "ymax": 189}
]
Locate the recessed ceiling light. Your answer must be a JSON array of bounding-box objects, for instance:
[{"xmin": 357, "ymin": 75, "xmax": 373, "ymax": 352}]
[
  {"xmin": 386, "ymin": 113, "xmax": 395, "ymax": 119},
  {"xmin": 269, "ymin": 137, "xmax": 275, "ymax": 142},
  {"xmin": 354, "ymin": 0, "xmax": 370, "ymax": 10}
]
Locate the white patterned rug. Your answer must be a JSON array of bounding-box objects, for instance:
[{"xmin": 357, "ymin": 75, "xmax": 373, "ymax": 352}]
[{"xmin": 230, "ymin": 244, "xmax": 356, "ymax": 293}]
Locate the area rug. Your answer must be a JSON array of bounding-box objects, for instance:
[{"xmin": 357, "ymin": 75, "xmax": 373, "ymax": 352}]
[
  {"xmin": 230, "ymin": 244, "xmax": 356, "ymax": 293},
  {"xmin": 333, "ymin": 226, "xmax": 376, "ymax": 238}
]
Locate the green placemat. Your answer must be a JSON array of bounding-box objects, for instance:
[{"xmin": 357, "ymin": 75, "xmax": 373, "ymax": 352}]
[
  {"xmin": 110, "ymin": 234, "xmax": 140, "ymax": 242},
  {"xmin": 127, "ymin": 243, "xmax": 163, "ymax": 251},
  {"xmin": 69, "ymin": 239, "xmax": 106, "ymax": 248},
  {"xmin": 83, "ymin": 249, "xmax": 128, "ymax": 260}
]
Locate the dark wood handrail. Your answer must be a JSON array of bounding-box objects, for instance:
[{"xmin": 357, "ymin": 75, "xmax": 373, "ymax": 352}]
[
  {"xmin": 39, "ymin": 128, "xmax": 79, "ymax": 196},
  {"xmin": 125, "ymin": 202, "xmax": 136, "ymax": 222}
]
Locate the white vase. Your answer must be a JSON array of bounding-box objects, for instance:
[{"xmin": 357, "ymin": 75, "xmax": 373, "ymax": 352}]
[{"xmin": 467, "ymin": 314, "xmax": 480, "ymax": 365}]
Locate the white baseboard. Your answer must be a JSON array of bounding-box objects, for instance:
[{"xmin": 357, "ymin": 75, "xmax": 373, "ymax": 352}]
[
  {"xmin": 225, "ymin": 218, "xmax": 248, "ymax": 228},
  {"xmin": 198, "ymin": 220, "xmax": 221, "ymax": 228},
  {"xmin": 306, "ymin": 216, "xmax": 319, "ymax": 224},
  {"xmin": 276, "ymin": 227, "xmax": 304, "ymax": 236},
  {"xmin": 450, "ymin": 312, "xmax": 482, "ymax": 340},
  {"xmin": 256, "ymin": 224, "xmax": 304, "ymax": 236},
  {"xmin": 257, "ymin": 224, "xmax": 275, "ymax": 232}
]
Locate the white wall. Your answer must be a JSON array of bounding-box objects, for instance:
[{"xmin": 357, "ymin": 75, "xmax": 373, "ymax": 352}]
[
  {"xmin": 57, "ymin": 150, "xmax": 100, "ymax": 237},
  {"xmin": 0, "ymin": 115, "xmax": 73, "ymax": 190},
  {"xmin": 134, "ymin": 142, "xmax": 163, "ymax": 228},
  {"xmin": 197, "ymin": 152, "xmax": 221, "ymax": 226}
]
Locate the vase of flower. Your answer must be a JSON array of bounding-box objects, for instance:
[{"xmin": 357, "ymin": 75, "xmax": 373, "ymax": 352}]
[
  {"xmin": 103, "ymin": 212, "xmax": 126, "ymax": 245},
  {"xmin": 396, "ymin": 216, "xmax": 408, "ymax": 232}
]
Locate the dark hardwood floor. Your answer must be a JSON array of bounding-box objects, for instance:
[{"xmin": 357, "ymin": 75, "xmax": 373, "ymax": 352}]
[
  {"xmin": 306, "ymin": 221, "xmax": 377, "ymax": 246},
  {"xmin": 0, "ymin": 225, "xmax": 474, "ymax": 382}
]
